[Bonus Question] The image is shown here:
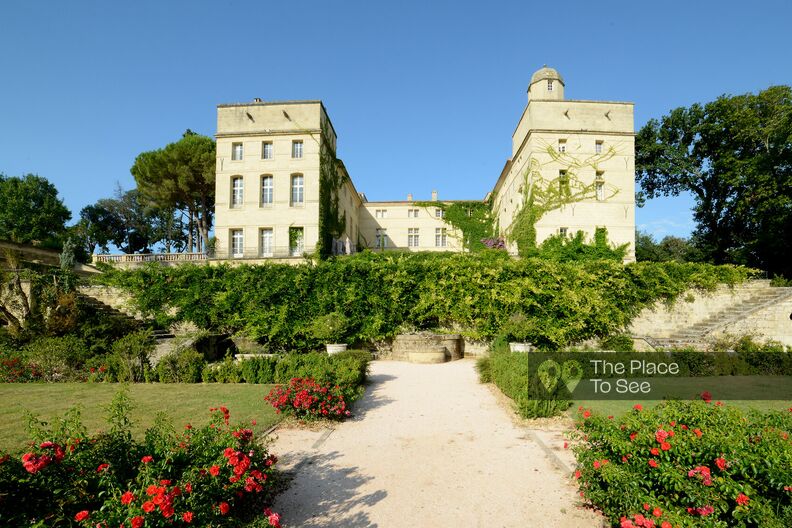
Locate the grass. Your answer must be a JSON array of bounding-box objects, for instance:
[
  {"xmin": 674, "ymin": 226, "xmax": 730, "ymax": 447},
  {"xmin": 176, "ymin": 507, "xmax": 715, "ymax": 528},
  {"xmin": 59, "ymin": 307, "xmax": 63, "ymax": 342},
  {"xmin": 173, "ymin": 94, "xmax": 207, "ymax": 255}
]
[{"xmin": 0, "ymin": 383, "xmax": 281, "ymax": 453}]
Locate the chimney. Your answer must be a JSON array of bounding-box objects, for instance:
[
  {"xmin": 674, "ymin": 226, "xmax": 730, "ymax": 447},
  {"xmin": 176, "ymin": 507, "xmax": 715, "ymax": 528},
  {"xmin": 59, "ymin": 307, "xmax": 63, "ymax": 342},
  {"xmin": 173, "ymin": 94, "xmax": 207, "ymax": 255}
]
[
  {"xmin": 431, "ymin": 190, "xmax": 438, "ymax": 201},
  {"xmin": 253, "ymin": 97, "xmax": 262, "ymax": 103},
  {"xmin": 407, "ymin": 193, "xmax": 413, "ymax": 201}
]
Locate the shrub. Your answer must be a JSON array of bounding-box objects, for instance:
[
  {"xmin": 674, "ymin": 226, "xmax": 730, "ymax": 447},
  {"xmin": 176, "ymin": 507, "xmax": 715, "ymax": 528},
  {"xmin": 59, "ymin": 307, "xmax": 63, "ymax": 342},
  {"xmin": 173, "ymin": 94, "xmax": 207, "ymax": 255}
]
[
  {"xmin": 599, "ymin": 333, "xmax": 635, "ymax": 352},
  {"xmin": 485, "ymin": 341, "xmax": 571, "ymax": 418},
  {"xmin": 500, "ymin": 312, "xmax": 535, "ymax": 343},
  {"xmin": 96, "ymin": 255, "xmax": 754, "ymax": 351},
  {"xmin": 265, "ymin": 378, "xmax": 351, "ymax": 420},
  {"xmin": 237, "ymin": 355, "xmax": 278, "ymax": 384},
  {"xmin": 109, "ymin": 330, "xmax": 154, "ymax": 382},
  {"xmin": 572, "ymin": 400, "xmax": 792, "ymax": 527},
  {"xmin": 0, "ymin": 391, "xmax": 282, "ymax": 527},
  {"xmin": 0, "ymin": 342, "xmax": 42, "ymax": 382},
  {"xmin": 307, "ymin": 312, "xmax": 349, "ymax": 343},
  {"xmin": 23, "ymin": 335, "xmax": 90, "ymax": 381},
  {"xmin": 475, "ymin": 355, "xmax": 492, "ymax": 383},
  {"xmin": 156, "ymin": 347, "xmax": 206, "ymax": 383}
]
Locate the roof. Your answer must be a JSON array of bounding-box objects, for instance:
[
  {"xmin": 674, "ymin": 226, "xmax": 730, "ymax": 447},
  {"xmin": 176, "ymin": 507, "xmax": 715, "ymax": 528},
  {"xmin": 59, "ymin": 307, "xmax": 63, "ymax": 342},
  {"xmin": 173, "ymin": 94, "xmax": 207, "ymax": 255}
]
[{"xmin": 530, "ymin": 66, "xmax": 564, "ymax": 86}]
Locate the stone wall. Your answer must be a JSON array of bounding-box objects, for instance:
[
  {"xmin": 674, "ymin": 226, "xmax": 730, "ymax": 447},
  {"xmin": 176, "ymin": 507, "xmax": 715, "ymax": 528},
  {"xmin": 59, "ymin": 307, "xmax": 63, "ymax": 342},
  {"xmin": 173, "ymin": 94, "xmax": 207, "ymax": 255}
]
[
  {"xmin": 628, "ymin": 281, "xmax": 770, "ymax": 338},
  {"xmin": 391, "ymin": 333, "xmax": 464, "ymax": 362},
  {"xmin": 713, "ymin": 296, "xmax": 792, "ymax": 347}
]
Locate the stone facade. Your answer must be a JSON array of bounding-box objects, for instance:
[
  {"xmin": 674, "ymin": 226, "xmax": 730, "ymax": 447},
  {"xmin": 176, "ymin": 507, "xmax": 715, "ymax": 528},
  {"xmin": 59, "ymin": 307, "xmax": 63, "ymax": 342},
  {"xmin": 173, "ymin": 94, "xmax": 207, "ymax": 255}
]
[{"xmin": 212, "ymin": 67, "xmax": 635, "ymax": 261}]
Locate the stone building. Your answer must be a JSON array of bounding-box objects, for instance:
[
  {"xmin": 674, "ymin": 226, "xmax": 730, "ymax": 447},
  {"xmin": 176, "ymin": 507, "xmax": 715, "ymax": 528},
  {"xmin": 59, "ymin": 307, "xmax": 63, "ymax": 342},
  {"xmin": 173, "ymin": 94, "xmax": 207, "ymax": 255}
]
[{"xmin": 212, "ymin": 66, "xmax": 634, "ymax": 261}]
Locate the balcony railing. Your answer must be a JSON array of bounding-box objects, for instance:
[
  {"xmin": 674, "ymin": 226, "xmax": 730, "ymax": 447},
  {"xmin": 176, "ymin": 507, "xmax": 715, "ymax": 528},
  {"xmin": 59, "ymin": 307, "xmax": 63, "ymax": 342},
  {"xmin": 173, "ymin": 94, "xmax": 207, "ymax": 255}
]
[{"xmin": 92, "ymin": 252, "xmax": 208, "ymax": 264}]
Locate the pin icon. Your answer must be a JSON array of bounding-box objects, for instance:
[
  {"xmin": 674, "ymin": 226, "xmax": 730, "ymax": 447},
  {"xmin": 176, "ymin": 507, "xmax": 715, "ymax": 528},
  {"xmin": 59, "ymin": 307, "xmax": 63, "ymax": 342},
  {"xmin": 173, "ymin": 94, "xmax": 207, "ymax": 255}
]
[
  {"xmin": 561, "ymin": 360, "xmax": 583, "ymax": 393},
  {"xmin": 537, "ymin": 360, "xmax": 561, "ymax": 393}
]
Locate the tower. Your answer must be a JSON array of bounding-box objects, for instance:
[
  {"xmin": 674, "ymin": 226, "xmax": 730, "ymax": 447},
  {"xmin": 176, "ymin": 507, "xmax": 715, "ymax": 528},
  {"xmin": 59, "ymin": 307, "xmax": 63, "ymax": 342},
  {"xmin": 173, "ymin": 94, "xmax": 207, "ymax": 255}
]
[{"xmin": 527, "ymin": 65, "xmax": 565, "ymax": 101}]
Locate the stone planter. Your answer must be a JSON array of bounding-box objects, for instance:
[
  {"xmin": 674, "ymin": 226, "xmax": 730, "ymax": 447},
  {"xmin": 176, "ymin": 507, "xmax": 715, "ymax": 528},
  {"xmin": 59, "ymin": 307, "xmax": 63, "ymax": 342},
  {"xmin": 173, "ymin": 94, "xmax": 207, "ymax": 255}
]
[
  {"xmin": 509, "ymin": 342, "xmax": 534, "ymax": 353},
  {"xmin": 326, "ymin": 343, "xmax": 348, "ymax": 354}
]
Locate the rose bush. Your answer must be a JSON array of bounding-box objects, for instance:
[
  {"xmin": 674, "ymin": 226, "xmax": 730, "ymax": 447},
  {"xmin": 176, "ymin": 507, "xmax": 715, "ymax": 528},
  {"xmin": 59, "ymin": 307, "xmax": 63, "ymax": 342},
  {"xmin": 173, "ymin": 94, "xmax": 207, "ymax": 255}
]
[
  {"xmin": 265, "ymin": 378, "xmax": 352, "ymax": 421},
  {"xmin": 0, "ymin": 391, "xmax": 282, "ymax": 527},
  {"xmin": 571, "ymin": 400, "xmax": 792, "ymax": 527}
]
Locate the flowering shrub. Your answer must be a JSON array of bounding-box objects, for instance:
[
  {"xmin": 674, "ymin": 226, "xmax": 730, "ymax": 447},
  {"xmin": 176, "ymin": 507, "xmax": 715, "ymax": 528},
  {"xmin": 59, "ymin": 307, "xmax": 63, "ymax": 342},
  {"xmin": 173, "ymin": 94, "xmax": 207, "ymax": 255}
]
[
  {"xmin": 571, "ymin": 400, "xmax": 792, "ymax": 527},
  {"xmin": 0, "ymin": 392, "xmax": 282, "ymax": 527},
  {"xmin": 265, "ymin": 378, "xmax": 352, "ymax": 420}
]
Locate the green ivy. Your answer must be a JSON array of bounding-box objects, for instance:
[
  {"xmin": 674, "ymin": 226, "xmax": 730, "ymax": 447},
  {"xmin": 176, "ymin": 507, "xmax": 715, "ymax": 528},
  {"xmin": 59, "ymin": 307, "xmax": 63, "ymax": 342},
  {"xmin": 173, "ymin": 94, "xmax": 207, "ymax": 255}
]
[
  {"xmin": 414, "ymin": 201, "xmax": 495, "ymax": 252},
  {"xmin": 96, "ymin": 253, "xmax": 755, "ymax": 351},
  {"xmin": 317, "ymin": 122, "xmax": 347, "ymax": 260}
]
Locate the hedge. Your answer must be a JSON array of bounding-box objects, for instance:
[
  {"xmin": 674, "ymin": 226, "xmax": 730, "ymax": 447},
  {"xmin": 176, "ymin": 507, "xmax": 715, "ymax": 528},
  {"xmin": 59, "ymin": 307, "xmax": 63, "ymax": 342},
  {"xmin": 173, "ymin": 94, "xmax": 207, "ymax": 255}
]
[{"xmin": 96, "ymin": 251, "xmax": 753, "ymax": 351}]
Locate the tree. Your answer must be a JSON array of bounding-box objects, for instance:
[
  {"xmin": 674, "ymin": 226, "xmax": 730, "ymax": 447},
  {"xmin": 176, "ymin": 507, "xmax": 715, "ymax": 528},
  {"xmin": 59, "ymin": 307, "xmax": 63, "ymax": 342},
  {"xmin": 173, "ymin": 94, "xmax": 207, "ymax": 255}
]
[
  {"xmin": 96, "ymin": 187, "xmax": 155, "ymax": 254},
  {"xmin": 131, "ymin": 131, "xmax": 215, "ymax": 253},
  {"xmin": 636, "ymin": 86, "xmax": 792, "ymax": 277},
  {"xmin": 73, "ymin": 203, "xmax": 125, "ymax": 255},
  {"xmin": 634, "ymin": 230, "xmax": 702, "ymax": 262},
  {"xmin": 0, "ymin": 173, "xmax": 71, "ymax": 244}
]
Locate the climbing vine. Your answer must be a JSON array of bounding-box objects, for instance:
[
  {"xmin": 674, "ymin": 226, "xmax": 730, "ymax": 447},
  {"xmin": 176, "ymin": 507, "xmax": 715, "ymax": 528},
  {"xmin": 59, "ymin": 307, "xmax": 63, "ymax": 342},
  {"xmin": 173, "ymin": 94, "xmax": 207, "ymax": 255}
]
[
  {"xmin": 506, "ymin": 144, "xmax": 620, "ymax": 256},
  {"xmin": 414, "ymin": 201, "xmax": 495, "ymax": 252},
  {"xmin": 317, "ymin": 121, "xmax": 347, "ymax": 260}
]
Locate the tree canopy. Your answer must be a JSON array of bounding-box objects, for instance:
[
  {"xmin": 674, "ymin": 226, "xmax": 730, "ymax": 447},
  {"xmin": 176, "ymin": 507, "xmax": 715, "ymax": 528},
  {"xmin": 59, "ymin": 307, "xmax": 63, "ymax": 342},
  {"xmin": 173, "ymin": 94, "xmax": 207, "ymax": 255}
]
[
  {"xmin": 130, "ymin": 131, "xmax": 215, "ymax": 253},
  {"xmin": 636, "ymin": 85, "xmax": 792, "ymax": 277},
  {"xmin": 0, "ymin": 173, "xmax": 71, "ymax": 245}
]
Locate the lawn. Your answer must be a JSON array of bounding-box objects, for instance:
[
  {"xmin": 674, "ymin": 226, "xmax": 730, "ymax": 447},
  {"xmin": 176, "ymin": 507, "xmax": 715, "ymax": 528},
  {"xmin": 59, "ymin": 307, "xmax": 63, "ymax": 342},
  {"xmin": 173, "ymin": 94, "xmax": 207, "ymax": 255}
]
[{"xmin": 0, "ymin": 383, "xmax": 280, "ymax": 453}]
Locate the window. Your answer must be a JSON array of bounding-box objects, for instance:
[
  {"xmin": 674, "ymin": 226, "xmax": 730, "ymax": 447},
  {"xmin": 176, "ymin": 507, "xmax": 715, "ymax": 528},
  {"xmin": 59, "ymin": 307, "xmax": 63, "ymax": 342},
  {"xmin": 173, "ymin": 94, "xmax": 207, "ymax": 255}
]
[
  {"xmin": 435, "ymin": 208, "xmax": 444, "ymax": 218},
  {"xmin": 232, "ymin": 142, "xmax": 243, "ymax": 160},
  {"xmin": 260, "ymin": 228, "xmax": 273, "ymax": 257},
  {"xmin": 290, "ymin": 174, "xmax": 304, "ymax": 205},
  {"xmin": 558, "ymin": 139, "xmax": 566, "ymax": 153},
  {"xmin": 559, "ymin": 170, "xmax": 569, "ymax": 193},
  {"xmin": 375, "ymin": 209, "xmax": 387, "ymax": 219},
  {"xmin": 595, "ymin": 140, "xmax": 603, "ymax": 154},
  {"xmin": 375, "ymin": 228, "xmax": 387, "ymax": 249},
  {"xmin": 435, "ymin": 227, "xmax": 447, "ymax": 247},
  {"xmin": 408, "ymin": 208, "xmax": 419, "ymax": 218},
  {"xmin": 291, "ymin": 140, "xmax": 303, "ymax": 159},
  {"xmin": 289, "ymin": 227, "xmax": 304, "ymax": 256},
  {"xmin": 261, "ymin": 175, "xmax": 273, "ymax": 206},
  {"xmin": 231, "ymin": 176, "xmax": 244, "ymax": 208},
  {"xmin": 559, "ymin": 227, "xmax": 568, "ymax": 237},
  {"xmin": 595, "ymin": 171, "xmax": 605, "ymax": 201},
  {"xmin": 231, "ymin": 229, "xmax": 244, "ymax": 258},
  {"xmin": 547, "ymin": 80, "xmax": 554, "ymax": 91},
  {"xmin": 408, "ymin": 228, "xmax": 419, "ymax": 247},
  {"xmin": 261, "ymin": 142, "xmax": 273, "ymax": 159}
]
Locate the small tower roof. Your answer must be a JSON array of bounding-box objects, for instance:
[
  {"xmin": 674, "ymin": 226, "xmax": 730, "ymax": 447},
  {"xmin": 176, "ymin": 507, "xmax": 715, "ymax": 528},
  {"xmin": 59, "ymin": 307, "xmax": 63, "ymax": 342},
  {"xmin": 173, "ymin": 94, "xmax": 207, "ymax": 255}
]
[{"xmin": 529, "ymin": 66, "xmax": 564, "ymax": 86}]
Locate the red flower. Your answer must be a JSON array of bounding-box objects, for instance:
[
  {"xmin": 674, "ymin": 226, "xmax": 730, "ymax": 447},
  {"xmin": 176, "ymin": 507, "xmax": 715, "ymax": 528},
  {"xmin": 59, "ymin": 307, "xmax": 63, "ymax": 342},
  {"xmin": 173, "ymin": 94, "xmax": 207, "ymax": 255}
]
[
  {"xmin": 184, "ymin": 482, "xmax": 193, "ymax": 493},
  {"xmin": 693, "ymin": 428, "xmax": 703, "ymax": 438},
  {"xmin": 563, "ymin": 441, "xmax": 568, "ymax": 449},
  {"xmin": 633, "ymin": 404, "xmax": 643, "ymax": 411},
  {"xmin": 583, "ymin": 410, "xmax": 591, "ymax": 419},
  {"xmin": 96, "ymin": 463, "xmax": 109, "ymax": 472},
  {"xmin": 574, "ymin": 470, "xmax": 582, "ymax": 479},
  {"xmin": 648, "ymin": 459, "xmax": 658, "ymax": 468},
  {"xmin": 701, "ymin": 390, "xmax": 712, "ymax": 403},
  {"xmin": 643, "ymin": 503, "xmax": 650, "ymax": 511},
  {"xmin": 267, "ymin": 510, "xmax": 281, "ymax": 527},
  {"xmin": 650, "ymin": 447, "xmax": 660, "ymax": 456},
  {"xmin": 629, "ymin": 432, "xmax": 637, "ymax": 441},
  {"xmin": 736, "ymin": 493, "xmax": 750, "ymax": 506},
  {"xmin": 141, "ymin": 455, "xmax": 153, "ymax": 464},
  {"xmin": 182, "ymin": 511, "xmax": 194, "ymax": 523},
  {"xmin": 652, "ymin": 507, "xmax": 662, "ymax": 517},
  {"xmin": 131, "ymin": 516, "xmax": 144, "ymax": 528},
  {"xmin": 219, "ymin": 502, "xmax": 230, "ymax": 515},
  {"xmin": 715, "ymin": 457, "xmax": 728, "ymax": 470},
  {"xmin": 74, "ymin": 510, "xmax": 89, "ymax": 521},
  {"xmin": 593, "ymin": 460, "xmax": 601, "ymax": 469},
  {"xmin": 210, "ymin": 465, "xmax": 220, "ymax": 476},
  {"xmin": 661, "ymin": 523, "xmax": 671, "ymax": 528},
  {"xmin": 121, "ymin": 491, "xmax": 135, "ymax": 505},
  {"xmin": 142, "ymin": 501, "xmax": 156, "ymax": 513},
  {"xmin": 660, "ymin": 441, "xmax": 671, "ymax": 451}
]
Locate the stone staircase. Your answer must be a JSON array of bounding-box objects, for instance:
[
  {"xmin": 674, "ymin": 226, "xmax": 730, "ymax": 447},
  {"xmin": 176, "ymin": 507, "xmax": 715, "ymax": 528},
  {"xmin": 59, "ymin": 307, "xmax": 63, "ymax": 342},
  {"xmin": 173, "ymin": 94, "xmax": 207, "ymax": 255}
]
[
  {"xmin": 645, "ymin": 285, "xmax": 792, "ymax": 349},
  {"xmin": 77, "ymin": 291, "xmax": 175, "ymax": 342}
]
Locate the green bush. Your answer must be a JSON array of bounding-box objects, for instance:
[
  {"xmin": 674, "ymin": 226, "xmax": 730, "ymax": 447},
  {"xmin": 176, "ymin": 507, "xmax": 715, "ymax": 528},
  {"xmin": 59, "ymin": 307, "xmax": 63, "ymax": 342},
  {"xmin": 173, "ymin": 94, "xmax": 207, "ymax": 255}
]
[
  {"xmin": 156, "ymin": 346, "xmax": 206, "ymax": 383},
  {"xmin": 307, "ymin": 312, "xmax": 349, "ymax": 343},
  {"xmin": 108, "ymin": 330, "xmax": 154, "ymax": 383},
  {"xmin": 96, "ymin": 254, "xmax": 754, "ymax": 351},
  {"xmin": 237, "ymin": 356, "xmax": 278, "ymax": 383},
  {"xmin": 599, "ymin": 333, "xmax": 635, "ymax": 352},
  {"xmin": 572, "ymin": 400, "xmax": 792, "ymax": 527},
  {"xmin": 475, "ymin": 355, "xmax": 492, "ymax": 383},
  {"xmin": 24, "ymin": 335, "xmax": 90, "ymax": 381},
  {"xmin": 484, "ymin": 341, "xmax": 571, "ymax": 418}
]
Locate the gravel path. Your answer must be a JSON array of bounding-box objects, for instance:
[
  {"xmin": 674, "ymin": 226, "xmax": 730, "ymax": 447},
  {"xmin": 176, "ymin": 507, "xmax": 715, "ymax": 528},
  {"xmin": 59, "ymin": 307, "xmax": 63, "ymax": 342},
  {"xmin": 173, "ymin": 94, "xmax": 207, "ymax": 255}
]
[{"xmin": 270, "ymin": 360, "xmax": 603, "ymax": 528}]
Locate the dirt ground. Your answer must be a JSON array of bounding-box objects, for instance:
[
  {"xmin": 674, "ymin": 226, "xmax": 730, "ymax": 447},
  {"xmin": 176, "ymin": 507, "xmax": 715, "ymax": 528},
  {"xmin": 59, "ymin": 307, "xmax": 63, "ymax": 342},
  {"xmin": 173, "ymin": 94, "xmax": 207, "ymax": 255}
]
[{"xmin": 269, "ymin": 359, "xmax": 604, "ymax": 528}]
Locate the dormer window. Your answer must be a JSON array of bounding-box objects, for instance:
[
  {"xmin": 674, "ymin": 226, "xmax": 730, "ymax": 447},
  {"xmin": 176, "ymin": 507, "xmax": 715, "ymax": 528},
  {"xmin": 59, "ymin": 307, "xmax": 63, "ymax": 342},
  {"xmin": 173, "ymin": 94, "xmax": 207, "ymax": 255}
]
[
  {"xmin": 558, "ymin": 139, "xmax": 566, "ymax": 153},
  {"xmin": 547, "ymin": 80, "xmax": 554, "ymax": 91}
]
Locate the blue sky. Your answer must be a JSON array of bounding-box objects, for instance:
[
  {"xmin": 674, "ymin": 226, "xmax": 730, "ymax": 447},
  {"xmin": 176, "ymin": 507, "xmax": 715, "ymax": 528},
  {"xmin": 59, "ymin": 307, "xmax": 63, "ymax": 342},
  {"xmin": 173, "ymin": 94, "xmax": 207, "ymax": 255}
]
[{"xmin": 2, "ymin": 0, "xmax": 791, "ymax": 241}]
